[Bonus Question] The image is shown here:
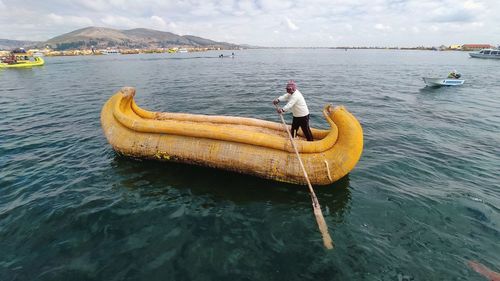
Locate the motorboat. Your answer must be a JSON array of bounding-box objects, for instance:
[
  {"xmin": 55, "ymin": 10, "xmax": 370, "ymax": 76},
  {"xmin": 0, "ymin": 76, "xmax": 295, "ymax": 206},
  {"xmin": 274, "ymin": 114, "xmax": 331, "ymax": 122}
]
[
  {"xmin": 0, "ymin": 50, "xmax": 45, "ymax": 68},
  {"xmin": 422, "ymin": 77, "xmax": 465, "ymax": 87},
  {"xmin": 101, "ymin": 49, "xmax": 121, "ymax": 55},
  {"xmin": 469, "ymin": 49, "xmax": 500, "ymax": 59}
]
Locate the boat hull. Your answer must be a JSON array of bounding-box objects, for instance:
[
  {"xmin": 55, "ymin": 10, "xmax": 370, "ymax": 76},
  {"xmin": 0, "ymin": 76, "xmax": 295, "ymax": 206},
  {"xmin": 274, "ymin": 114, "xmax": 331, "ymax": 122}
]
[
  {"xmin": 423, "ymin": 77, "xmax": 464, "ymax": 87},
  {"xmin": 469, "ymin": 53, "xmax": 500, "ymax": 59},
  {"xmin": 0, "ymin": 57, "xmax": 44, "ymax": 68},
  {"xmin": 101, "ymin": 87, "xmax": 363, "ymax": 185}
]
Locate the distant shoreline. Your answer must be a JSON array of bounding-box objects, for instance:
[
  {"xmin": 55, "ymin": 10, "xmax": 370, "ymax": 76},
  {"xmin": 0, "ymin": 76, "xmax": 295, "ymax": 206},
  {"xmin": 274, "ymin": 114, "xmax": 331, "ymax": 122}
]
[
  {"xmin": 0, "ymin": 46, "xmax": 486, "ymax": 58},
  {"xmin": 0, "ymin": 47, "xmax": 240, "ymax": 57}
]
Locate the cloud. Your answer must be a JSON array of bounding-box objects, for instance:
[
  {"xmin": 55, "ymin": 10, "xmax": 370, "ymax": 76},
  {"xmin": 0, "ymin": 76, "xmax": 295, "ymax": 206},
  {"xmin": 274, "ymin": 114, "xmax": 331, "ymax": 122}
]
[
  {"xmin": 374, "ymin": 23, "xmax": 391, "ymax": 31},
  {"xmin": 148, "ymin": 15, "xmax": 179, "ymax": 31},
  {"xmin": 0, "ymin": 0, "xmax": 499, "ymax": 46},
  {"xmin": 259, "ymin": 0, "xmax": 293, "ymax": 11},
  {"xmin": 101, "ymin": 15, "xmax": 137, "ymax": 28},
  {"xmin": 99, "ymin": 15, "xmax": 177, "ymax": 31},
  {"xmin": 78, "ymin": 0, "xmax": 110, "ymax": 12},
  {"xmin": 429, "ymin": 25, "xmax": 440, "ymax": 32},
  {"xmin": 190, "ymin": 2, "xmax": 219, "ymax": 17},
  {"xmin": 463, "ymin": 0, "xmax": 484, "ymax": 10},
  {"xmin": 430, "ymin": 8, "xmax": 476, "ymax": 23},
  {"xmin": 150, "ymin": 15, "xmax": 167, "ymax": 29},
  {"xmin": 285, "ymin": 17, "xmax": 299, "ymax": 30},
  {"xmin": 47, "ymin": 13, "xmax": 94, "ymax": 26}
]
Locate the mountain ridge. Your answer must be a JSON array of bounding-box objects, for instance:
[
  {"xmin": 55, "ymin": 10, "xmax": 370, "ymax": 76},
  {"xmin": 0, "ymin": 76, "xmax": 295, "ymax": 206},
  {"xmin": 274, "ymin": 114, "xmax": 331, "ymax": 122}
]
[
  {"xmin": 0, "ymin": 39, "xmax": 41, "ymax": 50},
  {"xmin": 44, "ymin": 26, "xmax": 239, "ymax": 50}
]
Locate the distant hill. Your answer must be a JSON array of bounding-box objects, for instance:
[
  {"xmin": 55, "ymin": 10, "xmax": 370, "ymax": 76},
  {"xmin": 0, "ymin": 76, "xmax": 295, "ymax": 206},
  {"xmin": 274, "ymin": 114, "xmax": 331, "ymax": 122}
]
[
  {"xmin": 44, "ymin": 27, "xmax": 239, "ymax": 50},
  {"xmin": 0, "ymin": 39, "xmax": 40, "ymax": 50}
]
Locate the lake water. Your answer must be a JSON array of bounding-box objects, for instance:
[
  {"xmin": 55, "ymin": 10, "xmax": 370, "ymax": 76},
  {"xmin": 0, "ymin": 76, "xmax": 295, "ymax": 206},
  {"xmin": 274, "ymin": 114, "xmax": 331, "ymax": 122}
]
[{"xmin": 1, "ymin": 49, "xmax": 499, "ymax": 280}]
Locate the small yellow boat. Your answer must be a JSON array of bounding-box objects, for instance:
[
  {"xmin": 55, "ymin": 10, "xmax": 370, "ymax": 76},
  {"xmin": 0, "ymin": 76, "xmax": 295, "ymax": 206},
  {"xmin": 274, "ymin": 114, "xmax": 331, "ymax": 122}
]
[
  {"xmin": 101, "ymin": 87, "xmax": 363, "ymax": 185},
  {"xmin": 0, "ymin": 53, "xmax": 44, "ymax": 68}
]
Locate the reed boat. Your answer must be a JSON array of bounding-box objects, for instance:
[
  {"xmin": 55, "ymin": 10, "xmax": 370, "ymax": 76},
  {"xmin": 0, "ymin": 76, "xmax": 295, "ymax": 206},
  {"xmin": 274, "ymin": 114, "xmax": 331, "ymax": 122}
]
[{"xmin": 101, "ymin": 87, "xmax": 363, "ymax": 185}]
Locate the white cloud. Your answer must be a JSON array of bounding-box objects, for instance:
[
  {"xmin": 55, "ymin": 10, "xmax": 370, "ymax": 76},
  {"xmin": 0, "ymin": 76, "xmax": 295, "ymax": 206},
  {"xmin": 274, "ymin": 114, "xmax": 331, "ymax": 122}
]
[
  {"xmin": 150, "ymin": 15, "xmax": 167, "ymax": 29},
  {"xmin": 429, "ymin": 25, "xmax": 440, "ymax": 32},
  {"xmin": 47, "ymin": 13, "xmax": 93, "ymax": 26},
  {"xmin": 374, "ymin": 23, "xmax": 391, "ymax": 31},
  {"xmin": 285, "ymin": 17, "xmax": 299, "ymax": 30},
  {"xmin": 190, "ymin": 2, "xmax": 219, "ymax": 17},
  {"xmin": 236, "ymin": 0, "xmax": 260, "ymax": 16},
  {"xmin": 79, "ymin": 0, "xmax": 110, "ymax": 12},
  {"xmin": 0, "ymin": 0, "xmax": 499, "ymax": 46},
  {"xmin": 463, "ymin": 0, "xmax": 484, "ymax": 10},
  {"xmin": 101, "ymin": 15, "xmax": 137, "ymax": 28},
  {"xmin": 168, "ymin": 22, "xmax": 178, "ymax": 29},
  {"xmin": 260, "ymin": 0, "xmax": 293, "ymax": 11}
]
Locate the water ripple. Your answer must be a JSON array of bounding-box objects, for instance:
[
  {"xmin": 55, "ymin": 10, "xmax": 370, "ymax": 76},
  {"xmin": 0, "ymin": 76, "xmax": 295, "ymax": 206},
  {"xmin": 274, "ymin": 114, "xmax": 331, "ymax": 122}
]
[{"xmin": 1, "ymin": 49, "xmax": 499, "ymax": 280}]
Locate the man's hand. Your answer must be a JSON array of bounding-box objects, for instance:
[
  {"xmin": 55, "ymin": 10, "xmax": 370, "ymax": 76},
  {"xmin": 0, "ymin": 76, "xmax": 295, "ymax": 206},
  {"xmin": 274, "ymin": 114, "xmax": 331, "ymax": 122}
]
[
  {"xmin": 276, "ymin": 107, "xmax": 284, "ymax": 114},
  {"xmin": 272, "ymin": 99, "xmax": 279, "ymax": 105}
]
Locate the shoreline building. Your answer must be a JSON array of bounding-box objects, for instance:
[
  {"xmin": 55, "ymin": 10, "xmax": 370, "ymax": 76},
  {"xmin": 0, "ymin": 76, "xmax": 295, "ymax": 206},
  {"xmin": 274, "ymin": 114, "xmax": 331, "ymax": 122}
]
[{"xmin": 461, "ymin": 44, "xmax": 493, "ymax": 51}]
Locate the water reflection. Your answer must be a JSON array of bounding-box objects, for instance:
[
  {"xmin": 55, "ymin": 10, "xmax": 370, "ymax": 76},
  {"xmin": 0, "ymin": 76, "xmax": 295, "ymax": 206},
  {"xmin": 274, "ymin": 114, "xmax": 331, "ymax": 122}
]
[
  {"xmin": 418, "ymin": 85, "xmax": 451, "ymax": 93},
  {"xmin": 111, "ymin": 155, "xmax": 351, "ymax": 218}
]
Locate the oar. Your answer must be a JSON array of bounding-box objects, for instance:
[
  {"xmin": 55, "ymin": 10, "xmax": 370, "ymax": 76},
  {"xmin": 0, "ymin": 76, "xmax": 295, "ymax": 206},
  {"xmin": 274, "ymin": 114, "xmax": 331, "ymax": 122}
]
[{"xmin": 274, "ymin": 105, "xmax": 334, "ymax": 249}]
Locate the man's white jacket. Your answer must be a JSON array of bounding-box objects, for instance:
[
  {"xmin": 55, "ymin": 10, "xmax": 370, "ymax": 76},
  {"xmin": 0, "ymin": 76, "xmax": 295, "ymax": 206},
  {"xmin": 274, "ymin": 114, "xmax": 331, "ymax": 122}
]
[{"xmin": 277, "ymin": 89, "xmax": 310, "ymax": 117}]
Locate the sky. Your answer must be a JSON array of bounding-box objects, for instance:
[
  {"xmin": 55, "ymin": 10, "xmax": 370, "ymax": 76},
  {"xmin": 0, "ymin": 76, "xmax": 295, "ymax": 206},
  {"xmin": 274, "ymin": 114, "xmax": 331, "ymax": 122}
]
[{"xmin": 0, "ymin": 0, "xmax": 498, "ymax": 47}]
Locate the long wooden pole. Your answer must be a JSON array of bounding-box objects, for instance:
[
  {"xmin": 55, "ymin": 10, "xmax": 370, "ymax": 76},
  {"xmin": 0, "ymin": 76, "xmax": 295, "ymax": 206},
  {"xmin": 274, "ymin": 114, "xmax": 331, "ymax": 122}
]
[{"xmin": 275, "ymin": 105, "xmax": 334, "ymax": 249}]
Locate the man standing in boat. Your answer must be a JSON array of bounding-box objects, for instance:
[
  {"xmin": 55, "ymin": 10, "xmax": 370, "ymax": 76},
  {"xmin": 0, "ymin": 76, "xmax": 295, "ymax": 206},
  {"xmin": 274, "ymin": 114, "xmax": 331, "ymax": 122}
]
[{"xmin": 273, "ymin": 80, "xmax": 314, "ymax": 141}]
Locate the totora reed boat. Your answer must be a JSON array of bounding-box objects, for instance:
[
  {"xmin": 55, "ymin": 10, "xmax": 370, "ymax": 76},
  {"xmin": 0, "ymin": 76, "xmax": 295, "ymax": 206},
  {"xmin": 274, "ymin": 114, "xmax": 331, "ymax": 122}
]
[{"xmin": 101, "ymin": 87, "xmax": 363, "ymax": 185}]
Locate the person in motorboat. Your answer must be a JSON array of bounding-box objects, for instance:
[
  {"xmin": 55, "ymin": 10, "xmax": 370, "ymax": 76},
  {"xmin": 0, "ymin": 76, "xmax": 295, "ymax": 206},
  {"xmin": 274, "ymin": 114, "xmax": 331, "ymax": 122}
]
[
  {"xmin": 448, "ymin": 70, "xmax": 461, "ymax": 79},
  {"xmin": 273, "ymin": 80, "xmax": 314, "ymax": 141},
  {"xmin": 1, "ymin": 53, "xmax": 17, "ymax": 64}
]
